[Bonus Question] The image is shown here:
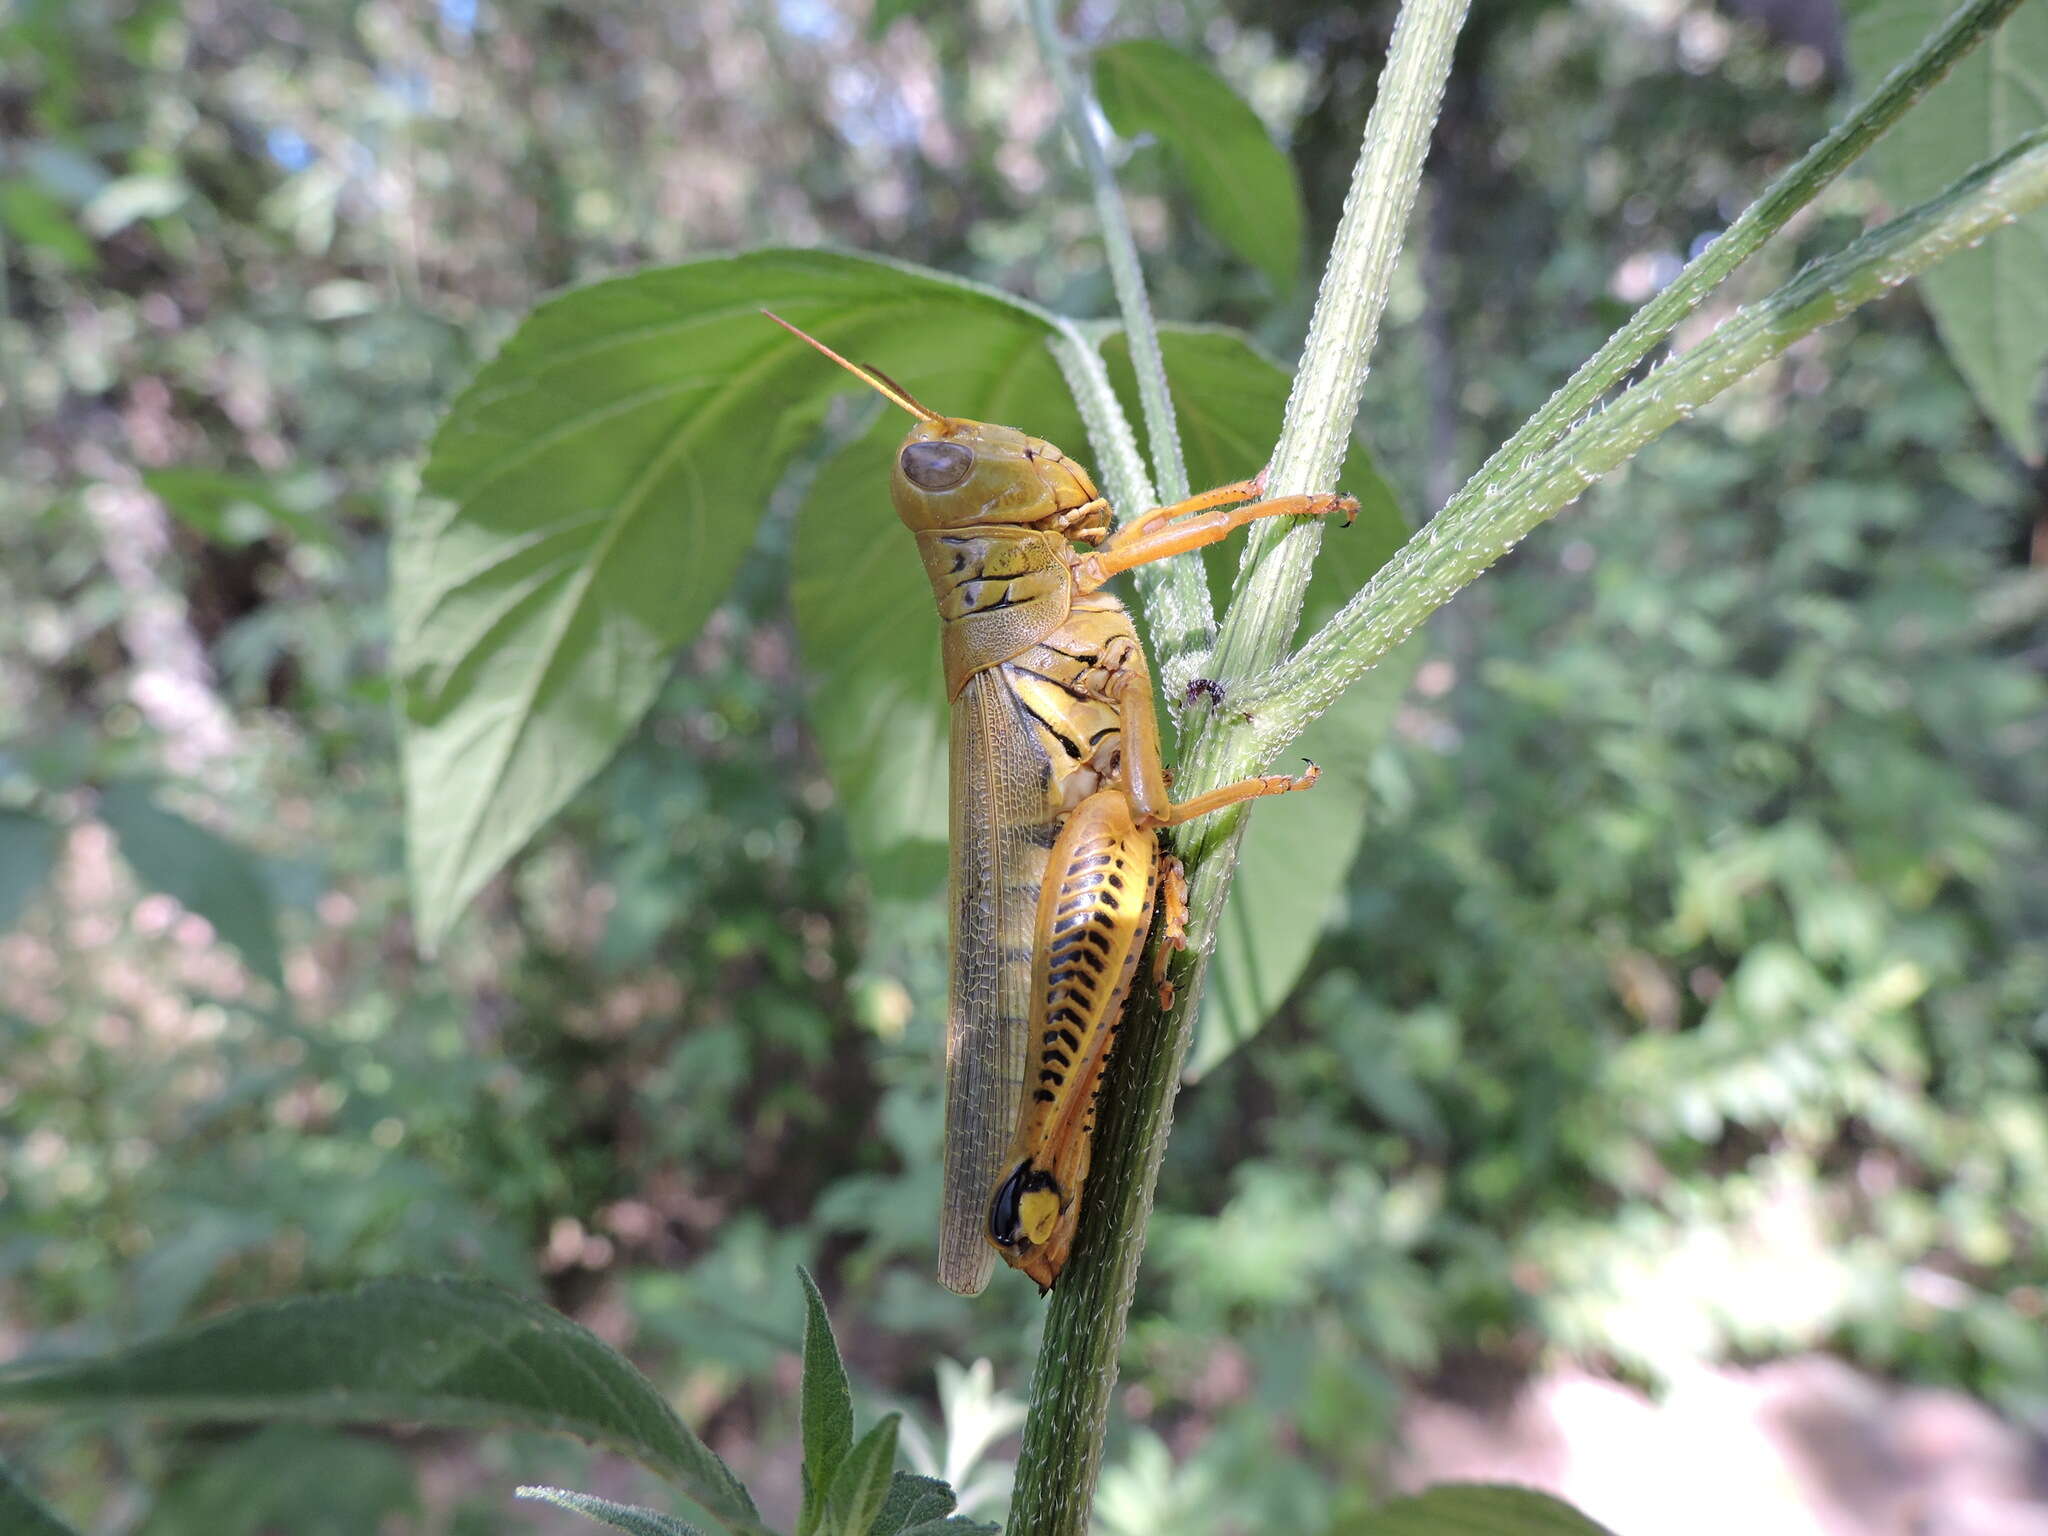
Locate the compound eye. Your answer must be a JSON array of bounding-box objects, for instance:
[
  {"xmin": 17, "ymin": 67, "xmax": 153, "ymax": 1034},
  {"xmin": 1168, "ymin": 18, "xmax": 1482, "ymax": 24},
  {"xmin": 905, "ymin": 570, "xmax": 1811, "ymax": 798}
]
[{"xmin": 901, "ymin": 439, "xmax": 974, "ymax": 492}]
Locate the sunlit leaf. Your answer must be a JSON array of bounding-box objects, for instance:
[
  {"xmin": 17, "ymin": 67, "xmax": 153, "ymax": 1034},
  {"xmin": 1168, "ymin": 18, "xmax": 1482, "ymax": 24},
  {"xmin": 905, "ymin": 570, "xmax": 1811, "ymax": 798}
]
[
  {"xmin": 1094, "ymin": 40, "xmax": 1305, "ymax": 290},
  {"xmin": 1336, "ymin": 1484, "xmax": 1618, "ymax": 1536},
  {"xmin": 0, "ymin": 1278, "xmax": 760, "ymax": 1532},
  {"xmin": 97, "ymin": 782, "xmax": 284, "ymax": 988},
  {"xmin": 400, "ymin": 248, "xmax": 1064, "ymax": 948},
  {"xmin": 1844, "ymin": 0, "xmax": 2048, "ymax": 461}
]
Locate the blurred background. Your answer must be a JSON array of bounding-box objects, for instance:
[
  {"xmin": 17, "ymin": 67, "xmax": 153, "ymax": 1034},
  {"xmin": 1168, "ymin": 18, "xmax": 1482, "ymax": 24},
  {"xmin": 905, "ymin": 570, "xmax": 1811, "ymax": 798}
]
[{"xmin": 3, "ymin": 0, "xmax": 2046, "ymax": 1531}]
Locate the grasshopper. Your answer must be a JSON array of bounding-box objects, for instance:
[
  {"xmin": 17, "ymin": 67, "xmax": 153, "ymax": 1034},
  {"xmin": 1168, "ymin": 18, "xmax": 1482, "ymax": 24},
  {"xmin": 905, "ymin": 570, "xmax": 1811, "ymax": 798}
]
[{"xmin": 767, "ymin": 313, "xmax": 1355, "ymax": 1293}]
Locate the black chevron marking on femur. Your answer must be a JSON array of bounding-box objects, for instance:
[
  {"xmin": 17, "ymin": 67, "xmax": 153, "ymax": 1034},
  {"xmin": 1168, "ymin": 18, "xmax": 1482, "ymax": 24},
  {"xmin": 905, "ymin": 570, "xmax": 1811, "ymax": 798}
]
[
  {"xmin": 1035, "ymin": 1089, "xmax": 1056, "ymax": 1102},
  {"xmin": 1040, "ymin": 1069, "xmax": 1064, "ymax": 1084}
]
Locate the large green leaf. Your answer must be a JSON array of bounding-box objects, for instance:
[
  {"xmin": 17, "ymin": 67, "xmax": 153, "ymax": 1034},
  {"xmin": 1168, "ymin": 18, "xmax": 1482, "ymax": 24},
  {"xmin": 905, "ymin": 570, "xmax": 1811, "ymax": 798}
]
[
  {"xmin": 1336, "ymin": 1485, "xmax": 1617, "ymax": 1536},
  {"xmin": 0, "ymin": 1458, "xmax": 80, "ymax": 1536},
  {"xmin": 97, "ymin": 782, "xmax": 284, "ymax": 988},
  {"xmin": 1093, "ymin": 40, "xmax": 1306, "ymax": 291},
  {"xmin": 399, "ymin": 248, "xmax": 1065, "ymax": 949},
  {"xmin": 1845, "ymin": 0, "xmax": 2048, "ymax": 461},
  {"xmin": 0, "ymin": 1277, "xmax": 760, "ymax": 1532},
  {"xmin": 0, "ymin": 807, "xmax": 61, "ymax": 934},
  {"xmin": 1096, "ymin": 328, "xmax": 1414, "ymax": 1076}
]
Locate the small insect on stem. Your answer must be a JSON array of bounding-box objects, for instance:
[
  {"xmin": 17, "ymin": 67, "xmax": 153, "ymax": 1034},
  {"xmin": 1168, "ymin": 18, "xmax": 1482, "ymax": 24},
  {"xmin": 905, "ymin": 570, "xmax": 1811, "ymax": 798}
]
[{"xmin": 766, "ymin": 310, "xmax": 1356, "ymax": 1293}]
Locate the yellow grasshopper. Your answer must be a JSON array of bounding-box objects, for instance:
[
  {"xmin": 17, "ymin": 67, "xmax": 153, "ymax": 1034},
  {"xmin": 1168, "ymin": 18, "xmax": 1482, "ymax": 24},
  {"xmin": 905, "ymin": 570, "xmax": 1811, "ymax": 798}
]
[{"xmin": 768, "ymin": 314, "xmax": 1355, "ymax": 1293}]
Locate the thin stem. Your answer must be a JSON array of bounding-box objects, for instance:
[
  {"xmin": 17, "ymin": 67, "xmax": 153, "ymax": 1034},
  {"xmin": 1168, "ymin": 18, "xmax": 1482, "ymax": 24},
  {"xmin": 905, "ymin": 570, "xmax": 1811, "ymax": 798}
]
[
  {"xmin": 1005, "ymin": 3, "xmax": 1472, "ymax": 1531},
  {"xmin": 1241, "ymin": 128, "xmax": 2048, "ymax": 751},
  {"xmin": 1449, "ymin": 0, "xmax": 2028, "ymax": 527},
  {"xmin": 1027, "ymin": 0, "xmax": 1190, "ymax": 513},
  {"xmin": 1204, "ymin": 0, "xmax": 1472, "ymax": 690},
  {"xmin": 1048, "ymin": 325, "xmax": 1155, "ymax": 516}
]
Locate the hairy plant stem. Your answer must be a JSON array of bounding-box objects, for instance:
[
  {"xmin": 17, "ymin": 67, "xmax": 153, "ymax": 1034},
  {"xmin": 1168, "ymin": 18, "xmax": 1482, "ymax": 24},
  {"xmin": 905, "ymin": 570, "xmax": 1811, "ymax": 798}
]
[
  {"xmin": 1242, "ymin": 128, "xmax": 2048, "ymax": 747},
  {"xmin": 1006, "ymin": 2, "xmax": 1470, "ymax": 1531},
  {"xmin": 1028, "ymin": 0, "xmax": 1210, "ymax": 680},
  {"xmin": 1444, "ymin": 0, "xmax": 2030, "ymax": 517}
]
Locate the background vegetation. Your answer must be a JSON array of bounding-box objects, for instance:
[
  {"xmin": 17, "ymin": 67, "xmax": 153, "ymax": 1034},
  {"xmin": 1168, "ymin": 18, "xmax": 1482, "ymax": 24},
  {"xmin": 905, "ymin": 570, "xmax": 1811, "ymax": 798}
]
[{"xmin": 2, "ymin": 0, "xmax": 2044, "ymax": 1530}]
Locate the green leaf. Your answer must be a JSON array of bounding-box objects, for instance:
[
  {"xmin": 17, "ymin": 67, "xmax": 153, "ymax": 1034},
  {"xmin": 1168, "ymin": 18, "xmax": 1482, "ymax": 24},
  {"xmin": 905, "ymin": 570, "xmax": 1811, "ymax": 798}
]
[
  {"xmin": 0, "ymin": 1458, "xmax": 81, "ymax": 1536},
  {"xmin": 821, "ymin": 1412, "xmax": 899, "ymax": 1536},
  {"xmin": 1337, "ymin": 1484, "xmax": 1618, "ymax": 1536},
  {"xmin": 518, "ymin": 1487, "xmax": 708, "ymax": 1536},
  {"xmin": 1845, "ymin": 0, "xmax": 2048, "ymax": 461},
  {"xmin": 867, "ymin": 0, "xmax": 925, "ymax": 37},
  {"xmin": 400, "ymin": 247, "xmax": 1065, "ymax": 949},
  {"xmin": 896, "ymin": 1521, "xmax": 1001, "ymax": 1536},
  {"xmin": 144, "ymin": 468, "xmax": 327, "ymax": 547},
  {"xmin": 97, "ymin": 782, "xmax": 284, "ymax": 988},
  {"xmin": 0, "ymin": 179, "xmax": 93, "ymax": 268},
  {"xmin": 0, "ymin": 1277, "xmax": 759, "ymax": 1532},
  {"xmin": 796, "ymin": 1267, "xmax": 856, "ymax": 1536},
  {"xmin": 869, "ymin": 1473, "xmax": 958, "ymax": 1535},
  {"xmin": 0, "ymin": 807, "xmax": 61, "ymax": 933},
  {"xmin": 150, "ymin": 1426, "xmax": 417, "ymax": 1536},
  {"xmin": 1093, "ymin": 40, "xmax": 1306, "ymax": 291},
  {"xmin": 1097, "ymin": 327, "xmax": 1414, "ymax": 1075}
]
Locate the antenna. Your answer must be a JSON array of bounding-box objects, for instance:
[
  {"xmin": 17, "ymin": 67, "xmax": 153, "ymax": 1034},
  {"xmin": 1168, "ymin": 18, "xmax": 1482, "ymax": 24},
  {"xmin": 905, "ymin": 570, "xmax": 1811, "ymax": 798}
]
[{"xmin": 762, "ymin": 310, "xmax": 942, "ymax": 425}]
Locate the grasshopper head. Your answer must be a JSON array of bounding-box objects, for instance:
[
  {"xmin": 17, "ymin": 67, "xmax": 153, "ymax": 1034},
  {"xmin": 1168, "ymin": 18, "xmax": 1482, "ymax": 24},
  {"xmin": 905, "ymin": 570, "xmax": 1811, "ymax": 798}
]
[
  {"xmin": 889, "ymin": 417, "xmax": 1108, "ymax": 542},
  {"xmin": 761, "ymin": 311, "xmax": 1108, "ymax": 544}
]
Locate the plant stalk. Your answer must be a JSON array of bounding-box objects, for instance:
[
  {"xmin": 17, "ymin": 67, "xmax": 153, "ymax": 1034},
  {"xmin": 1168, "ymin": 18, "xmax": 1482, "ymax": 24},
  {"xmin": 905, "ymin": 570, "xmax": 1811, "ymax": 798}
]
[
  {"xmin": 1027, "ymin": 0, "xmax": 1211, "ymax": 673},
  {"xmin": 1241, "ymin": 128, "xmax": 2048, "ymax": 749},
  {"xmin": 1442, "ymin": 0, "xmax": 2028, "ymax": 531},
  {"xmin": 1005, "ymin": 2, "xmax": 1471, "ymax": 1530}
]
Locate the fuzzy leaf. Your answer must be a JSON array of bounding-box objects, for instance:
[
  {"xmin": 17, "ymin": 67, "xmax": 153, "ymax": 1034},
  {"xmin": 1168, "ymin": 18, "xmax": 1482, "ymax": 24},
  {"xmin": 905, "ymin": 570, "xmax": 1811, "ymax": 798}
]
[
  {"xmin": 796, "ymin": 1267, "xmax": 856, "ymax": 1536},
  {"xmin": 517, "ymin": 1487, "xmax": 708, "ymax": 1536},
  {"xmin": 0, "ymin": 1278, "xmax": 758, "ymax": 1532}
]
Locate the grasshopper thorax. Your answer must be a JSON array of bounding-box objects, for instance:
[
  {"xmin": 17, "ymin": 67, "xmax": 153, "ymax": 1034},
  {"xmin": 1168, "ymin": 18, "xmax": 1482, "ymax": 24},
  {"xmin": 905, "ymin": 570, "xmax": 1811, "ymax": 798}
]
[{"xmin": 890, "ymin": 418, "xmax": 1108, "ymax": 544}]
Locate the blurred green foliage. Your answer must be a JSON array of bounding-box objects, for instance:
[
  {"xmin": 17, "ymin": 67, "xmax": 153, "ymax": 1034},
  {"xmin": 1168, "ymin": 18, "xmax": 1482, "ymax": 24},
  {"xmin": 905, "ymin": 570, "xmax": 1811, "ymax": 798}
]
[{"xmin": 2, "ymin": 0, "xmax": 2044, "ymax": 1531}]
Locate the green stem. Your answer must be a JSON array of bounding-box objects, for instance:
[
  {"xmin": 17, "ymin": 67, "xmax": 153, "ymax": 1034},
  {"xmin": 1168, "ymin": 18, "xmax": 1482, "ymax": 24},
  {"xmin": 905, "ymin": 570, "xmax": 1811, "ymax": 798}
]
[
  {"xmin": 1049, "ymin": 324, "xmax": 1155, "ymax": 516},
  {"xmin": 1027, "ymin": 0, "xmax": 1212, "ymax": 671},
  {"xmin": 1241, "ymin": 128, "xmax": 2048, "ymax": 750},
  {"xmin": 1005, "ymin": 4, "xmax": 1471, "ymax": 1531},
  {"xmin": 1445, "ymin": 0, "xmax": 2028, "ymax": 527},
  {"xmin": 1205, "ymin": 0, "xmax": 1473, "ymax": 691},
  {"xmin": 1026, "ymin": 0, "xmax": 1187, "ymax": 506}
]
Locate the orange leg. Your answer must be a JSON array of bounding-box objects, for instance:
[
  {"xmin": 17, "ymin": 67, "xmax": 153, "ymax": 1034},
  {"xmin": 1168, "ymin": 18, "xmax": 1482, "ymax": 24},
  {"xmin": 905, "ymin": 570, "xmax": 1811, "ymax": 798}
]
[
  {"xmin": 1106, "ymin": 476, "xmax": 1265, "ymax": 547},
  {"xmin": 1150, "ymin": 761, "xmax": 1320, "ymax": 826},
  {"xmin": 1076, "ymin": 492, "xmax": 1358, "ymax": 593}
]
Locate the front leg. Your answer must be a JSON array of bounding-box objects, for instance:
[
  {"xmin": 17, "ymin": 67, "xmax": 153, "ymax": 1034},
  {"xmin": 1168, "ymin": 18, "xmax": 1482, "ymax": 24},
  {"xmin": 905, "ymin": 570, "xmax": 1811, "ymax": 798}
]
[{"xmin": 1075, "ymin": 488, "xmax": 1358, "ymax": 594}]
